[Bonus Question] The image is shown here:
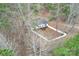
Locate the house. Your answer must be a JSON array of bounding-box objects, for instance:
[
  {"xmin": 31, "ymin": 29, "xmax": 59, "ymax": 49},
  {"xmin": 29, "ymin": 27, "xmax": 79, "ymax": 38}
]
[{"xmin": 36, "ymin": 18, "xmax": 48, "ymax": 29}]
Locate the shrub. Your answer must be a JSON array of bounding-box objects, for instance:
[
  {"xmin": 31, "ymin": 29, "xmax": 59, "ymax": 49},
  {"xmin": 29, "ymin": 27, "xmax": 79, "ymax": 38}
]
[
  {"xmin": 0, "ymin": 49, "xmax": 14, "ymax": 56},
  {"xmin": 0, "ymin": 4, "xmax": 11, "ymax": 30},
  {"xmin": 0, "ymin": 18, "xmax": 11, "ymax": 30},
  {"xmin": 0, "ymin": 4, "xmax": 9, "ymax": 12},
  {"xmin": 52, "ymin": 34, "xmax": 79, "ymax": 56}
]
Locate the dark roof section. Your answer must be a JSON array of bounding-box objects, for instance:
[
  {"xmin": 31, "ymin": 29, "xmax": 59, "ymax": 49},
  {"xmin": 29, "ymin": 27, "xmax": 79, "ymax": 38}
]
[{"xmin": 37, "ymin": 18, "xmax": 48, "ymax": 25}]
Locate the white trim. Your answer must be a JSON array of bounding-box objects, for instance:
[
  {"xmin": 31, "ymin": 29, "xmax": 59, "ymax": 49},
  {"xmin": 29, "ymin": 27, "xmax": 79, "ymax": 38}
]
[{"xmin": 31, "ymin": 28, "xmax": 49, "ymax": 42}]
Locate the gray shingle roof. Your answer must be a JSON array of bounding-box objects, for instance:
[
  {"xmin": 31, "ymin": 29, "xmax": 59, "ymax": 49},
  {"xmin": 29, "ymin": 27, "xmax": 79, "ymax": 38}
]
[{"xmin": 37, "ymin": 18, "xmax": 48, "ymax": 25}]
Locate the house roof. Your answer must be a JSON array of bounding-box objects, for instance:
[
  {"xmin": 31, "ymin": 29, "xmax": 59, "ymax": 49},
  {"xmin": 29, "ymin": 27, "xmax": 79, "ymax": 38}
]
[{"xmin": 37, "ymin": 18, "xmax": 48, "ymax": 25}]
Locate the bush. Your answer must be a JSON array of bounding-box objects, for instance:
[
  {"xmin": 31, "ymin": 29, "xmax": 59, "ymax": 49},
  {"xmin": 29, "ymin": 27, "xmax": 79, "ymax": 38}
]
[
  {"xmin": 0, "ymin": 18, "xmax": 11, "ymax": 30},
  {"xmin": 0, "ymin": 49, "xmax": 14, "ymax": 56},
  {"xmin": 52, "ymin": 34, "xmax": 79, "ymax": 56},
  {"xmin": 0, "ymin": 4, "xmax": 11, "ymax": 30},
  {"xmin": 0, "ymin": 4, "xmax": 9, "ymax": 12},
  {"xmin": 61, "ymin": 4, "xmax": 70, "ymax": 17},
  {"xmin": 44, "ymin": 4, "xmax": 57, "ymax": 11}
]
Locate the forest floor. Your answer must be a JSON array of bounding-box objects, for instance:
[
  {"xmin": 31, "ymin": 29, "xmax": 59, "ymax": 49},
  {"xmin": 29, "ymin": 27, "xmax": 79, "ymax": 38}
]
[
  {"xmin": 0, "ymin": 4, "xmax": 79, "ymax": 56},
  {"xmin": 32, "ymin": 19, "xmax": 79, "ymax": 55},
  {"xmin": 31, "ymin": 10, "xmax": 79, "ymax": 55}
]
